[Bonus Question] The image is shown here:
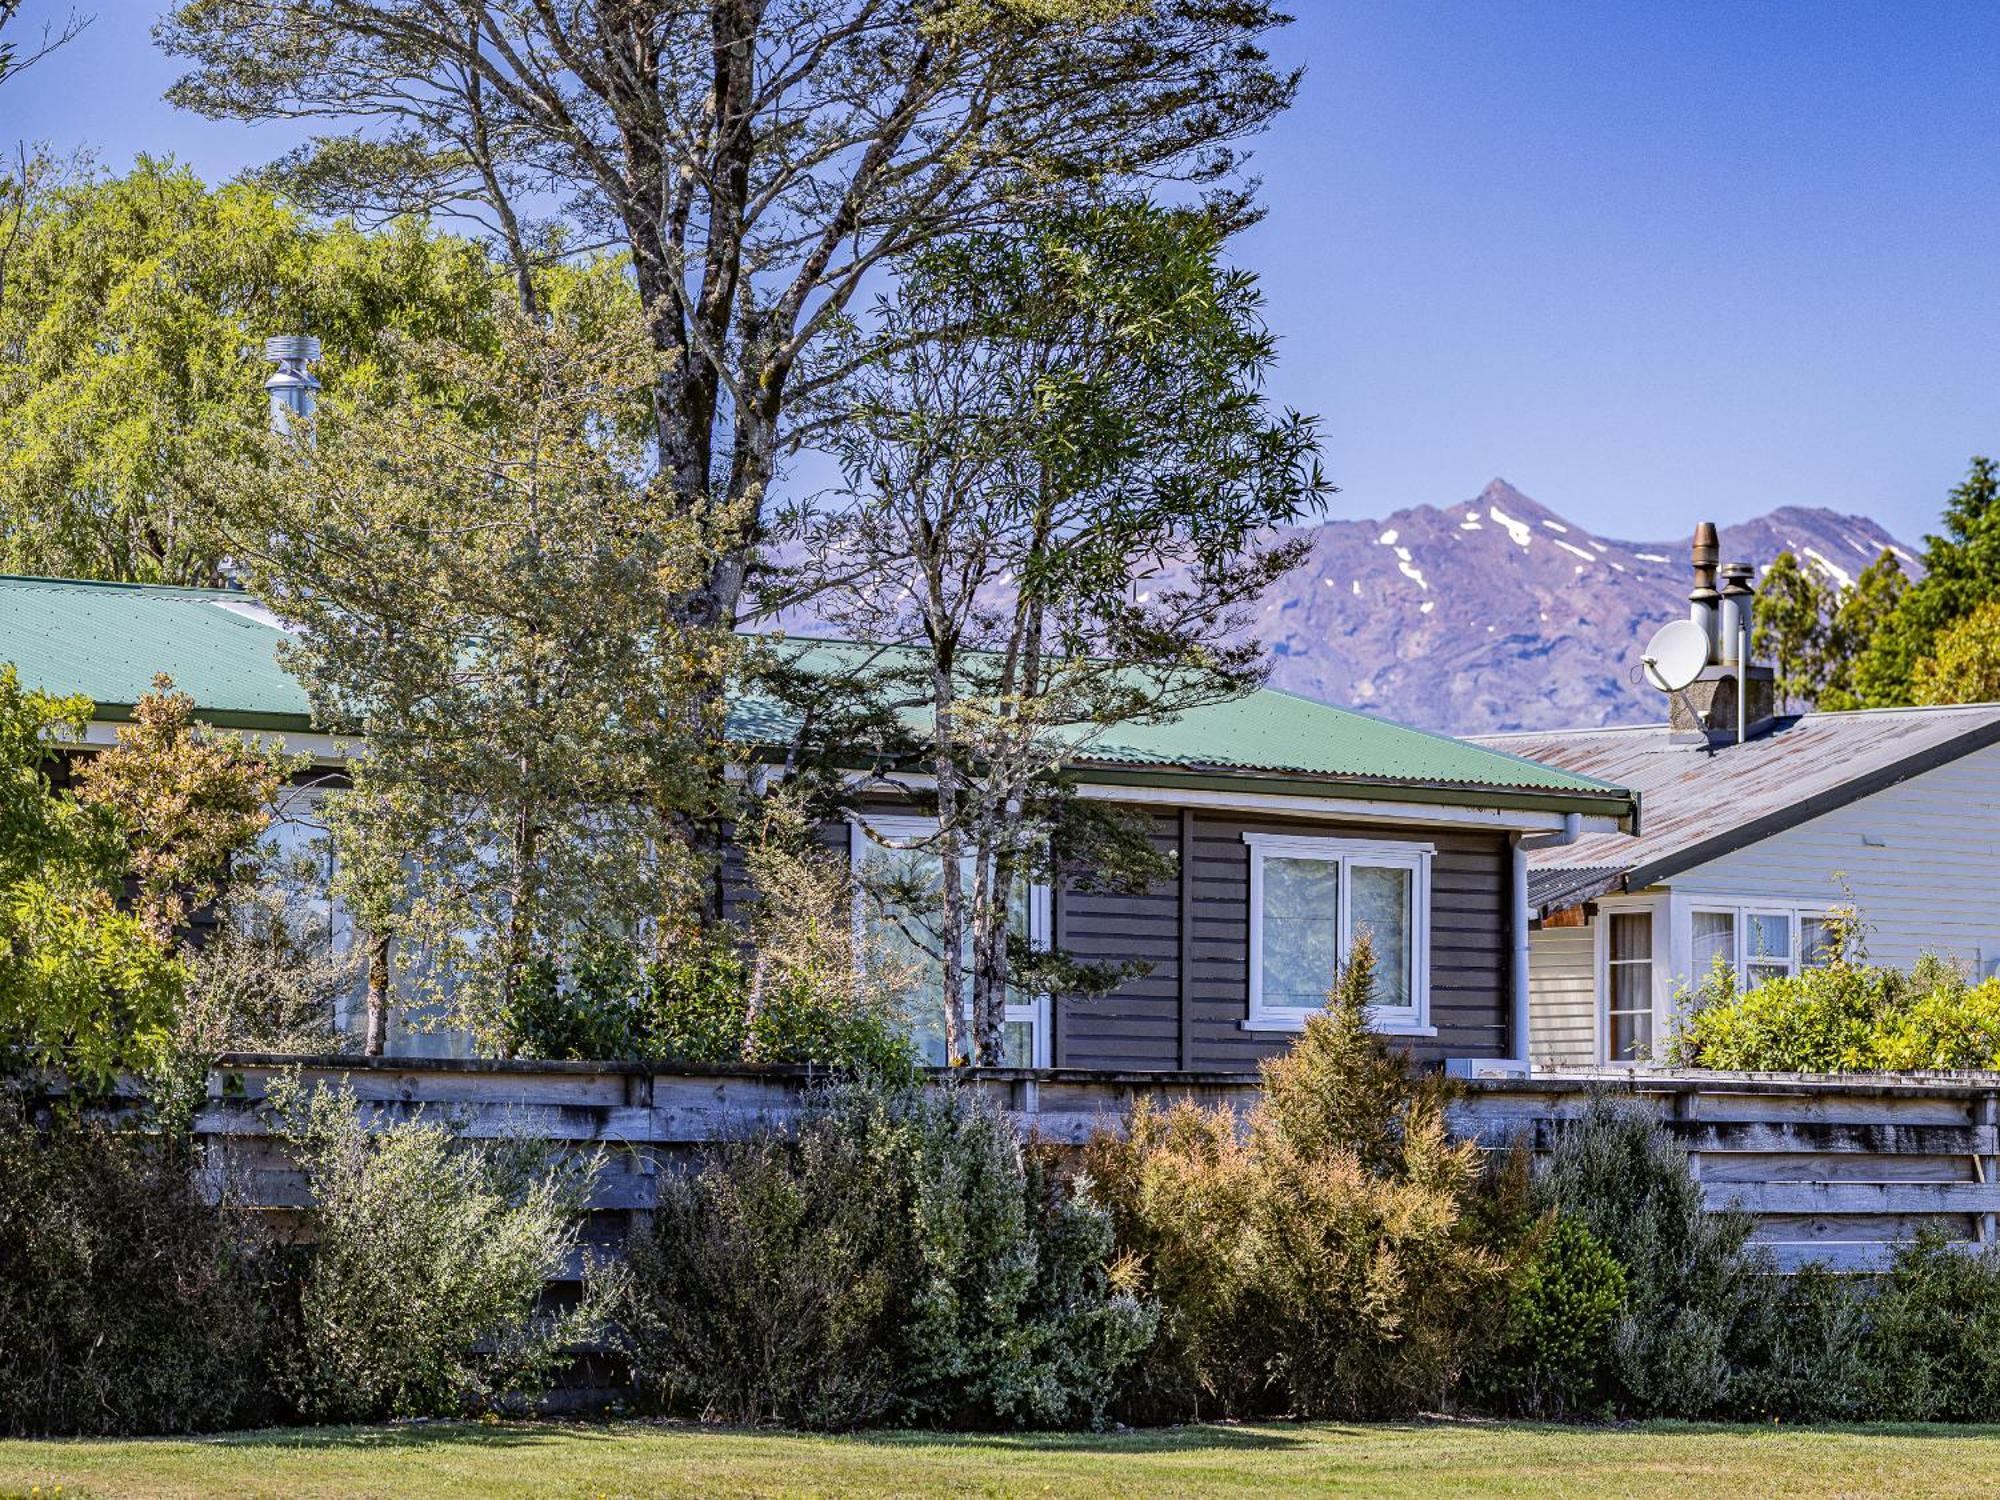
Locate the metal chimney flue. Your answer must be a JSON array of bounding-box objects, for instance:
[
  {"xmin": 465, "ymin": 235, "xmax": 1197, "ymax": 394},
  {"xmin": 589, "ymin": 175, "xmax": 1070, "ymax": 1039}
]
[
  {"xmin": 264, "ymin": 334, "xmax": 321, "ymax": 437},
  {"xmin": 1688, "ymin": 521, "xmax": 1721, "ymax": 663}
]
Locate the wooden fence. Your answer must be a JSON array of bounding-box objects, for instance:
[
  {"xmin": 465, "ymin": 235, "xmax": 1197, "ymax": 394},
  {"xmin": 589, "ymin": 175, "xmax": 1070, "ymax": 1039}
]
[{"xmin": 193, "ymin": 1055, "xmax": 2000, "ymax": 1272}]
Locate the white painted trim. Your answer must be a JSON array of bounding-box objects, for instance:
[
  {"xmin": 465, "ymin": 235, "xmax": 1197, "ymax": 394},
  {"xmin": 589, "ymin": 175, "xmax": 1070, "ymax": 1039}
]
[
  {"xmin": 1241, "ymin": 830, "xmax": 1431, "ymax": 1033},
  {"xmin": 66, "ymin": 721, "xmax": 353, "ymax": 765},
  {"xmin": 1079, "ymin": 779, "xmax": 1619, "ymax": 834}
]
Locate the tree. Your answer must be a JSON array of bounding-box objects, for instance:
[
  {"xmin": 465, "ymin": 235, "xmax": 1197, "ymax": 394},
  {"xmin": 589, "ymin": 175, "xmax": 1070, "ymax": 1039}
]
[
  {"xmin": 224, "ymin": 303, "xmax": 732, "ymax": 1054},
  {"xmin": 773, "ymin": 201, "xmax": 1327, "ymax": 1064},
  {"xmin": 1913, "ymin": 598, "xmax": 2000, "ymax": 706},
  {"xmin": 0, "ymin": 668, "xmax": 184, "ymax": 1088},
  {"xmin": 1850, "ymin": 457, "xmax": 2000, "ymax": 707},
  {"xmin": 1752, "ymin": 546, "xmax": 1906, "ymax": 711},
  {"xmin": 0, "ymin": 158, "xmax": 629, "ymax": 584},
  {"xmin": 159, "ymin": 0, "xmax": 1302, "ymax": 635},
  {"xmin": 0, "ymin": 3, "xmax": 89, "ymax": 89}
]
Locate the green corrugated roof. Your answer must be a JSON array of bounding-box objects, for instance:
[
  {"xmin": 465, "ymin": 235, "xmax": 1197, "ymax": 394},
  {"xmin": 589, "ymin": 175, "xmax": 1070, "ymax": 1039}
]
[
  {"xmin": 0, "ymin": 576, "xmax": 1633, "ymax": 814},
  {"xmin": 0, "ymin": 576, "xmax": 314, "ymax": 728}
]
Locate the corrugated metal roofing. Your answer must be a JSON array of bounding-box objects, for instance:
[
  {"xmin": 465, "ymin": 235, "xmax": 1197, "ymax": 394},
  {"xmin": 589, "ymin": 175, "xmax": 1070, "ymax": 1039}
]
[
  {"xmin": 0, "ymin": 576, "xmax": 313, "ymax": 726},
  {"xmin": 1475, "ymin": 704, "xmax": 2000, "ymax": 909},
  {"xmin": 0, "ymin": 575, "xmax": 1632, "ymax": 810}
]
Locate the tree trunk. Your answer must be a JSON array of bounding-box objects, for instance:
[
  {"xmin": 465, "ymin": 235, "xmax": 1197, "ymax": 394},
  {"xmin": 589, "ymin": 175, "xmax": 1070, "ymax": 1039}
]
[{"xmin": 363, "ymin": 934, "xmax": 391, "ymax": 1057}]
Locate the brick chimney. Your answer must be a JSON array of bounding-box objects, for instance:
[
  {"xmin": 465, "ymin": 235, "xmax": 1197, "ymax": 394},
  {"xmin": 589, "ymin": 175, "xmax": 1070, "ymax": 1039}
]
[{"xmin": 1669, "ymin": 524, "xmax": 1778, "ymax": 745}]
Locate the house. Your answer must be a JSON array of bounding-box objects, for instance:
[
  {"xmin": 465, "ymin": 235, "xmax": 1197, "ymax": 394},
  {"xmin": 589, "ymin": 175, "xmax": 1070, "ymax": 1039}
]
[
  {"xmin": 0, "ymin": 573, "xmax": 1637, "ymax": 1071},
  {"xmin": 1474, "ymin": 530, "xmax": 2000, "ymax": 1068}
]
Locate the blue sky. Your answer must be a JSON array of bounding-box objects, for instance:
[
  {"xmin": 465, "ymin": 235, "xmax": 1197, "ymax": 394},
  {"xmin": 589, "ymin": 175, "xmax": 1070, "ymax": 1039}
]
[{"xmin": 3, "ymin": 1, "xmax": 1997, "ymax": 543}]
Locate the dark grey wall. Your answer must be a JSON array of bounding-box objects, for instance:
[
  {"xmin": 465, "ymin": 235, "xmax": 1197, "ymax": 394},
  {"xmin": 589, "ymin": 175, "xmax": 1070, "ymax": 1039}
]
[{"xmin": 1057, "ymin": 808, "xmax": 1514, "ymax": 1070}]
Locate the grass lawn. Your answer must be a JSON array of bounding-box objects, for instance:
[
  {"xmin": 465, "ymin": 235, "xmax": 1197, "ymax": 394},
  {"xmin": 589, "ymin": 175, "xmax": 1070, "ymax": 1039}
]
[{"xmin": 5, "ymin": 1420, "xmax": 2000, "ymax": 1499}]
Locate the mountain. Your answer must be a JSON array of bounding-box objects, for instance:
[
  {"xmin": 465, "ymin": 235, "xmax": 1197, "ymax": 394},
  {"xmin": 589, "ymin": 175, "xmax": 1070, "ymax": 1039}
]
[{"xmin": 1242, "ymin": 479, "xmax": 1914, "ymax": 734}]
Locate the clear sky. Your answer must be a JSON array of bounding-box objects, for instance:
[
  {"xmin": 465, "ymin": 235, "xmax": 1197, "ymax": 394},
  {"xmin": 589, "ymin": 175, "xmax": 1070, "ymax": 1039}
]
[{"xmin": 3, "ymin": 1, "xmax": 1997, "ymax": 543}]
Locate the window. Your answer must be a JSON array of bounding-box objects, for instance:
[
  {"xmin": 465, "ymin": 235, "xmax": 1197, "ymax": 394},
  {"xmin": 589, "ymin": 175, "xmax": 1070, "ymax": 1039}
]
[
  {"xmin": 1606, "ymin": 911, "xmax": 1655, "ymax": 1062},
  {"xmin": 1244, "ymin": 833, "xmax": 1432, "ymax": 1032},
  {"xmin": 1689, "ymin": 905, "xmax": 1835, "ymax": 992},
  {"xmin": 851, "ymin": 816, "xmax": 1050, "ymax": 1066}
]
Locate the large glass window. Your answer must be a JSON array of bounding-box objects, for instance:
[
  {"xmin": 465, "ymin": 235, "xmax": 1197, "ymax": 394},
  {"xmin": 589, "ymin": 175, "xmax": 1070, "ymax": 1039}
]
[
  {"xmin": 1691, "ymin": 909, "xmax": 1736, "ymax": 985},
  {"xmin": 851, "ymin": 817, "xmax": 1049, "ymax": 1066},
  {"xmin": 1689, "ymin": 906, "xmax": 1834, "ymax": 996},
  {"xmin": 1245, "ymin": 834, "xmax": 1431, "ymax": 1031},
  {"xmin": 1744, "ymin": 911, "xmax": 1793, "ymax": 990},
  {"xmin": 1606, "ymin": 911, "xmax": 1655, "ymax": 1062}
]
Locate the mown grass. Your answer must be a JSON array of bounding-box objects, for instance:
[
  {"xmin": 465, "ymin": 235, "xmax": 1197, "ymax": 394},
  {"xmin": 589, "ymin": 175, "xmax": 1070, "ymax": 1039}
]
[{"xmin": 6, "ymin": 1418, "xmax": 2000, "ymax": 1499}]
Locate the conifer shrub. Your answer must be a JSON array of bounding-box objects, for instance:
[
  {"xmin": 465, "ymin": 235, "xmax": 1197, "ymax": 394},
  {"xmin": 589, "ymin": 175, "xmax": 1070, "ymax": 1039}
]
[
  {"xmin": 0, "ymin": 1096, "xmax": 277, "ymax": 1436},
  {"xmin": 1862, "ymin": 1230, "xmax": 2000, "ymax": 1421},
  {"xmin": 1080, "ymin": 934, "xmax": 1510, "ymax": 1421},
  {"xmin": 1474, "ymin": 1213, "xmax": 1627, "ymax": 1417},
  {"xmin": 622, "ymin": 1078, "xmax": 1154, "ymax": 1430}
]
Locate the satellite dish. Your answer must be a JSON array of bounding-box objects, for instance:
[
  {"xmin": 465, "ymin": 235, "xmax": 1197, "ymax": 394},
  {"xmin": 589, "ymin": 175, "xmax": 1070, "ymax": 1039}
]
[{"xmin": 1642, "ymin": 618, "xmax": 1710, "ymax": 693}]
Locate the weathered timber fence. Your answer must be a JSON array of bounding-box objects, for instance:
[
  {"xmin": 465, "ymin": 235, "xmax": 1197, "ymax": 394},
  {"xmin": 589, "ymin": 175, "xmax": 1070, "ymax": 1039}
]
[{"xmin": 193, "ymin": 1056, "xmax": 2000, "ymax": 1273}]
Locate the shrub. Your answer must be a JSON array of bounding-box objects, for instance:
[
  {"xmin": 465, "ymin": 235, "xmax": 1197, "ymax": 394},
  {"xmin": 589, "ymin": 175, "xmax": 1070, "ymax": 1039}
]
[
  {"xmin": 1081, "ymin": 934, "xmax": 1509, "ymax": 1421},
  {"xmin": 1671, "ymin": 944, "xmax": 2000, "ymax": 1073},
  {"xmin": 1535, "ymin": 1095, "xmax": 1760, "ymax": 1417},
  {"xmin": 1475, "ymin": 1213, "xmax": 1627, "ymax": 1417},
  {"xmin": 0, "ymin": 1096, "xmax": 276, "ymax": 1435},
  {"xmin": 1726, "ymin": 1259, "xmax": 1871, "ymax": 1422},
  {"xmin": 273, "ymin": 1076, "xmax": 615, "ymax": 1420},
  {"xmin": 623, "ymin": 1078, "xmax": 1154, "ymax": 1430},
  {"xmin": 1864, "ymin": 1230, "xmax": 2000, "ymax": 1421}
]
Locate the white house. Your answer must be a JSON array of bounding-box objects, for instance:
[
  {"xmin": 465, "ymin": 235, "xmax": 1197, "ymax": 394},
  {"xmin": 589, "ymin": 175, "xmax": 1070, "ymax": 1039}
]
[{"xmin": 1475, "ymin": 527, "xmax": 2000, "ymax": 1068}]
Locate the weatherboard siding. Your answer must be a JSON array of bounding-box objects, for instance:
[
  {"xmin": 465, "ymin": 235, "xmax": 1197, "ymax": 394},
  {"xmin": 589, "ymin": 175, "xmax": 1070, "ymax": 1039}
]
[
  {"xmin": 1055, "ymin": 810, "xmax": 1512, "ymax": 1071},
  {"xmin": 1526, "ymin": 925, "xmax": 1598, "ymax": 1068},
  {"xmin": 1669, "ymin": 738, "xmax": 2000, "ymax": 981}
]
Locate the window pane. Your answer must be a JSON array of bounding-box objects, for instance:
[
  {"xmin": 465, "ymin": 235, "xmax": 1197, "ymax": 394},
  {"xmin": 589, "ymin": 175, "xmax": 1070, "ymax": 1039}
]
[
  {"xmin": 1351, "ymin": 864, "xmax": 1413, "ymax": 1012},
  {"xmin": 1745, "ymin": 961, "xmax": 1789, "ymax": 993},
  {"xmin": 1747, "ymin": 912, "xmax": 1792, "ymax": 962},
  {"xmin": 1262, "ymin": 856, "xmax": 1339, "ymax": 1009},
  {"xmin": 1692, "ymin": 911, "xmax": 1736, "ymax": 979},
  {"xmin": 1801, "ymin": 917, "xmax": 1839, "ymax": 968},
  {"xmin": 1610, "ymin": 912, "xmax": 1652, "ymax": 963},
  {"xmin": 1609, "ymin": 1007, "xmax": 1653, "ymax": 1062},
  {"xmin": 859, "ymin": 843, "xmax": 957, "ymax": 1062},
  {"xmin": 1610, "ymin": 957, "xmax": 1651, "ymax": 1014},
  {"xmin": 1001, "ymin": 1019, "xmax": 1034, "ymax": 1067}
]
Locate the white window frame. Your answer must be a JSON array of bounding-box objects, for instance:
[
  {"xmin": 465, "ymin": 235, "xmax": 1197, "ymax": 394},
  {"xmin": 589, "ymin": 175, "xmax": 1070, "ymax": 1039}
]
[
  {"xmin": 848, "ymin": 814, "xmax": 1052, "ymax": 1067},
  {"xmin": 1687, "ymin": 903, "xmax": 1833, "ymax": 992},
  {"xmin": 1241, "ymin": 831, "xmax": 1434, "ymax": 1035},
  {"xmin": 1602, "ymin": 907, "xmax": 1658, "ymax": 1064}
]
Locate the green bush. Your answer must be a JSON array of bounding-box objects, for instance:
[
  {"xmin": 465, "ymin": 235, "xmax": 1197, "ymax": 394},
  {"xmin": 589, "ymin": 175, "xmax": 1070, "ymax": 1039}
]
[
  {"xmin": 0, "ymin": 1096, "xmax": 277, "ymax": 1435},
  {"xmin": 273, "ymin": 1077, "xmax": 616, "ymax": 1420},
  {"xmin": 1671, "ymin": 948, "xmax": 2000, "ymax": 1072},
  {"xmin": 1475, "ymin": 1214, "xmax": 1626, "ymax": 1417},
  {"xmin": 623, "ymin": 1078, "xmax": 1154, "ymax": 1430},
  {"xmin": 1080, "ymin": 934, "xmax": 1510, "ymax": 1421},
  {"xmin": 1726, "ymin": 1260, "xmax": 1871, "ymax": 1422},
  {"xmin": 1535, "ymin": 1096, "xmax": 1761, "ymax": 1417},
  {"xmin": 1864, "ymin": 1230, "xmax": 2000, "ymax": 1421}
]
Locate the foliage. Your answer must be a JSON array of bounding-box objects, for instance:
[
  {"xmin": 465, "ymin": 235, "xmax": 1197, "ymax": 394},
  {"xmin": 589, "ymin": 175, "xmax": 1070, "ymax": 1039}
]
[
  {"xmin": 162, "ymin": 0, "xmax": 1300, "ymax": 632},
  {"xmin": 0, "ymin": 159, "xmax": 613, "ymax": 585},
  {"xmin": 501, "ymin": 805, "xmax": 919, "ymax": 1076},
  {"xmin": 74, "ymin": 674, "xmax": 294, "ymax": 942},
  {"xmin": 1671, "ymin": 944, "xmax": 2000, "ymax": 1072},
  {"xmin": 1475, "ymin": 1214, "xmax": 1627, "ymax": 1418},
  {"xmin": 1080, "ymin": 935, "xmax": 1507, "ymax": 1421},
  {"xmin": 1864, "ymin": 1231, "xmax": 2000, "ymax": 1421},
  {"xmin": 623, "ymin": 1078, "xmax": 1154, "ymax": 1431},
  {"xmin": 229, "ymin": 307, "xmax": 733, "ymax": 1053},
  {"xmin": 1752, "ymin": 546, "xmax": 1907, "ymax": 711},
  {"xmin": 1913, "ymin": 596, "xmax": 2000, "ymax": 705},
  {"xmin": 774, "ymin": 201, "xmax": 1327, "ymax": 1061},
  {"xmin": 1534, "ymin": 1096, "xmax": 1761, "ymax": 1418},
  {"xmin": 0, "ymin": 1095, "xmax": 276, "ymax": 1436},
  {"xmin": 1726, "ymin": 1261, "xmax": 1871, "ymax": 1423},
  {"xmin": 272, "ymin": 1076, "xmax": 614, "ymax": 1421},
  {"xmin": 1852, "ymin": 456, "xmax": 2000, "ymax": 707},
  {"xmin": 0, "ymin": 668, "xmax": 183, "ymax": 1087}
]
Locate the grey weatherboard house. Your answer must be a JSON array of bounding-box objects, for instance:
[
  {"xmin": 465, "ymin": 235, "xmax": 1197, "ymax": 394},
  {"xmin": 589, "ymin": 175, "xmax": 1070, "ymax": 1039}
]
[{"xmin": 0, "ymin": 574, "xmax": 1638, "ymax": 1073}]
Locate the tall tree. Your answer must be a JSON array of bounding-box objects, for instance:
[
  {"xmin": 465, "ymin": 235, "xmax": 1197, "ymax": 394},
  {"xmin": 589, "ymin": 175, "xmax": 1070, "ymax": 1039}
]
[
  {"xmin": 159, "ymin": 0, "xmax": 1301, "ymax": 633},
  {"xmin": 225, "ymin": 303, "xmax": 731, "ymax": 1054},
  {"xmin": 1752, "ymin": 546, "xmax": 1905, "ymax": 712},
  {"xmin": 0, "ymin": 3, "xmax": 89, "ymax": 88},
  {"xmin": 1850, "ymin": 457, "xmax": 2000, "ymax": 707},
  {"xmin": 0, "ymin": 158, "xmax": 632, "ymax": 584},
  {"xmin": 1913, "ymin": 598, "xmax": 2000, "ymax": 706},
  {"xmin": 773, "ymin": 201, "xmax": 1326, "ymax": 1064}
]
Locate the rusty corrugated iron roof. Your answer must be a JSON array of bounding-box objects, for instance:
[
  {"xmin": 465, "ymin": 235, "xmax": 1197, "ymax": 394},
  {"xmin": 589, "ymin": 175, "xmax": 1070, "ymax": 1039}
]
[{"xmin": 1475, "ymin": 704, "xmax": 2000, "ymax": 914}]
